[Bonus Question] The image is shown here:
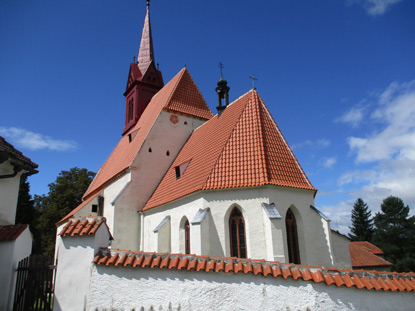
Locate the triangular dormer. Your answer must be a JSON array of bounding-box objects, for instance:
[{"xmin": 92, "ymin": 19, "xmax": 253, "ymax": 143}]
[{"xmin": 122, "ymin": 1, "xmax": 164, "ymax": 135}]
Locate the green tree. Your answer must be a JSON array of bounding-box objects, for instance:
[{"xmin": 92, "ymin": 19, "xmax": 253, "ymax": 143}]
[
  {"xmin": 348, "ymin": 198, "xmax": 374, "ymax": 242},
  {"xmin": 373, "ymin": 196, "xmax": 415, "ymax": 272},
  {"xmin": 35, "ymin": 167, "xmax": 95, "ymax": 254},
  {"xmin": 15, "ymin": 174, "xmax": 38, "ymax": 225}
]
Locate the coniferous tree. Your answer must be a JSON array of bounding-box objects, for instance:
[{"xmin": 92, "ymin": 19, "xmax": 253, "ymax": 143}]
[
  {"xmin": 35, "ymin": 167, "xmax": 95, "ymax": 254},
  {"xmin": 15, "ymin": 174, "xmax": 38, "ymax": 225},
  {"xmin": 348, "ymin": 198, "xmax": 374, "ymax": 242},
  {"xmin": 373, "ymin": 196, "xmax": 415, "ymax": 272}
]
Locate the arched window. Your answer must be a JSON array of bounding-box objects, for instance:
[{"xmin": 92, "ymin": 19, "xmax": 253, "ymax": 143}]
[
  {"xmin": 285, "ymin": 208, "xmax": 301, "ymax": 264},
  {"xmin": 184, "ymin": 220, "xmax": 190, "ymax": 254},
  {"xmin": 128, "ymin": 99, "xmax": 134, "ymax": 121},
  {"xmin": 229, "ymin": 207, "xmax": 246, "ymax": 258}
]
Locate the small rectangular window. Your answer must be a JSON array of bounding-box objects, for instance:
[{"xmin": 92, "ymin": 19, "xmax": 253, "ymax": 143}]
[
  {"xmin": 91, "ymin": 204, "xmax": 98, "ymax": 213},
  {"xmin": 175, "ymin": 166, "xmax": 181, "ymax": 179},
  {"xmin": 98, "ymin": 196, "xmax": 104, "ymax": 216}
]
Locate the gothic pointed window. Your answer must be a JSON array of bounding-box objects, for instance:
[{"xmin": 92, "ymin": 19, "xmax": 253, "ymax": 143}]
[
  {"xmin": 229, "ymin": 207, "xmax": 246, "ymax": 258},
  {"xmin": 128, "ymin": 99, "xmax": 134, "ymax": 121},
  {"xmin": 184, "ymin": 220, "xmax": 190, "ymax": 255},
  {"xmin": 285, "ymin": 208, "xmax": 301, "ymax": 264}
]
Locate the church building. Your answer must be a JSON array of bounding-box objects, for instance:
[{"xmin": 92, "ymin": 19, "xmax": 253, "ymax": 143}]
[
  {"xmin": 58, "ymin": 1, "xmax": 346, "ymax": 268},
  {"xmin": 53, "ymin": 2, "xmax": 415, "ymax": 310}
]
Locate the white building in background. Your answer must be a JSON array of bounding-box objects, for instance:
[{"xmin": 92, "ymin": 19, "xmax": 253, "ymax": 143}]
[
  {"xmin": 53, "ymin": 2, "xmax": 415, "ymax": 310},
  {"xmin": 0, "ymin": 136, "xmax": 38, "ymax": 311}
]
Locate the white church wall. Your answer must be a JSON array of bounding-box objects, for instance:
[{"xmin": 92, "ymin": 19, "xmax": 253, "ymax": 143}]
[
  {"xmin": 108, "ymin": 110, "xmax": 206, "ymax": 251},
  {"xmin": 0, "ymin": 160, "xmax": 23, "ymax": 225},
  {"xmin": 88, "ymin": 265, "xmax": 414, "ymax": 311},
  {"xmin": 267, "ymin": 186, "xmax": 334, "ymax": 267},
  {"xmin": 331, "ymin": 230, "xmax": 352, "ymax": 269},
  {"xmin": 142, "ymin": 184, "xmax": 338, "ymax": 267},
  {"xmin": 143, "ymin": 196, "xmax": 206, "ymax": 253}
]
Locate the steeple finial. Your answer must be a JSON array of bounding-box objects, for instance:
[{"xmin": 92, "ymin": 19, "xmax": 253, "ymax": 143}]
[
  {"xmin": 137, "ymin": 0, "xmax": 154, "ymax": 73},
  {"xmin": 216, "ymin": 62, "xmax": 230, "ymax": 115},
  {"xmin": 249, "ymin": 74, "xmax": 258, "ymax": 90}
]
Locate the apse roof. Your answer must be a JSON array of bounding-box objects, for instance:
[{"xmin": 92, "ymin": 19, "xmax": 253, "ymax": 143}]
[
  {"xmin": 83, "ymin": 68, "xmax": 212, "ymax": 200},
  {"xmin": 144, "ymin": 89, "xmax": 316, "ymax": 211}
]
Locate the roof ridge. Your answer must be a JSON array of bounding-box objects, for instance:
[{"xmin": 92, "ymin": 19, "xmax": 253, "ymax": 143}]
[
  {"xmin": 253, "ymin": 91, "xmax": 271, "ymax": 184},
  {"xmin": 164, "ymin": 68, "xmax": 187, "ymax": 108},
  {"xmin": 258, "ymin": 97, "xmax": 315, "ymax": 190},
  {"xmin": 201, "ymin": 91, "xmax": 253, "ymax": 189}
]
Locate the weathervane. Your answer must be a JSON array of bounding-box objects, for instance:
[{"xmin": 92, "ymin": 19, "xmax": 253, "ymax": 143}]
[{"xmin": 249, "ymin": 74, "xmax": 258, "ymax": 90}]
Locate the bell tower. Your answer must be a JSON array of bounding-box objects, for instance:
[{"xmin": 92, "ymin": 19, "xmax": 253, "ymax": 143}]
[{"xmin": 123, "ymin": 0, "xmax": 164, "ymax": 135}]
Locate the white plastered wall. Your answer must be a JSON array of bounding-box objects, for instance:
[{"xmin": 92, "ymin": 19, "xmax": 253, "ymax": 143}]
[
  {"xmin": 53, "ymin": 222, "xmax": 111, "ymax": 311},
  {"xmin": 109, "ymin": 111, "xmax": 205, "ymax": 251},
  {"xmin": 142, "ymin": 185, "xmax": 334, "ymax": 267},
  {"xmin": 89, "ymin": 265, "xmax": 415, "ymax": 311},
  {"xmin": 331, "ymin": 230, "xmax": 352, "ymax": 269},
  {"xmin": 0, "ymin": 160, "xmax": 23, "ymax": 225}
]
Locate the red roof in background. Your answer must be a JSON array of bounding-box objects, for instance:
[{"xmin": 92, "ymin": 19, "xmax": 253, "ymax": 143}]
[
  {"xmin": 59, "ymin": 216, "xmax": 112, "ymax": 239},
  {"xmin": 0, "ymin": 224, "xmax": 28, "ymax": 241},
  {"xmin": 94, "ymin": 249, "xmax": 415, "ymax": 292},
  {"xmin": 82, "ymin": 68, "xmax": 212, "ymax": 200},
  {"xmin": 351, "ymin": 241, "xmax": 385, "ymax": 255},
  {"xmin": 350, "ymin": 242, "xmax": 392, "ymax": 269},
  {"xmin": 144, "ymin": 90, "xmax": 316, "ymax": 211}
]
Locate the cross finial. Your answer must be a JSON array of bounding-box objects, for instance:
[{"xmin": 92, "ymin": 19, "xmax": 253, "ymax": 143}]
[
  {"xmin": 249, "ymin": 74, "xmax": 258, "ymax": 90},
  {"xmin": 146, "ymin": 0, "xmax": 150, "ymax": 9},
  {"xmin": 218, "ymin": 62, "xmax": 224, "ymax": 78}
]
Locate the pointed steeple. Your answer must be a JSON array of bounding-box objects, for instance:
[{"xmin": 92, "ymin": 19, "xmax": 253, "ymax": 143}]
[
  {"xmin": 122, "ymin": 0, "xmax": 164, "ymax": 135},
  {"xmin": 137, "ymin": 0, "xmax": 154, "ymax": 74}
]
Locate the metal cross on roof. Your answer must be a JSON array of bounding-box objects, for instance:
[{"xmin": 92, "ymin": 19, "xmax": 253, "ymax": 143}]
[
  {"xmin": 249, "ymin": 74, "xmax": 258, "ymax": 90},
  {"xmin": 218, "ymin": 62, "xmax": 224, "ymax": 78},
  {"xmin": 146, "ymin": 0, "xmax": 150, "ymax": 8}
]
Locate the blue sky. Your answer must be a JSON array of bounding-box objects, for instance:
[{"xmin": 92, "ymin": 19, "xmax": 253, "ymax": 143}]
[{"xmin": 1, "ymin": 0, "xmax": 414, "ymax": 234}]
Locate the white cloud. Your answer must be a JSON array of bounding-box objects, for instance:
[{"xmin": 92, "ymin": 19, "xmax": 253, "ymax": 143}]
[
  {"xmin": 347, "ymin": 0, "xmax": 403, "ymax": 15},
  {"xmin": 0, "ymin": 127, "xmax": 78, "ymax": 151},
  {"xmin": 292, "ymin": 139, "xmax": 330, "ymax": 150},
  {"xmin": 320, "ymin": 157, "xmax": 337, "ymax": 169},
  {"xmin": 336, "ymin": 105, "xmax": 366, "ymax": 128},
  {"xmin": 348, "ymin": 81, "xmax": 415, "ymax": 163},
  {"xmin": 321, "ymin": 80, "xmax": 415, "ymax": 235}
]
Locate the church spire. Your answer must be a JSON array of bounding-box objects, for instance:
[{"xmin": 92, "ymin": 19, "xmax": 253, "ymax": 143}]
[
  {"xmin": 137, "ymin": 0, "xmax": 154, "ymax": 74},
  {"xmin": 122, "ymin": 0, "xmax": 164, "ymax": 136}
]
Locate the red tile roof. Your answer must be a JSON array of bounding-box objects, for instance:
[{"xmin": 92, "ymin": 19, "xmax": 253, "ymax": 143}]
[
  {"xmin": 0, "ymin": 224, "xmax": 28, "ymax": 241},
  {"xmin": 59, "ymin": 216, "xmax": 112, "ymax": 239},
  {"xmin": 350, "ymin": 242, "xmax": 392, "ymax": 269},
  {"xmin": 82, "ymin": 68, "xmax": 212, "ymax": 201},
  {"xmin": 144, "ymin": 90, "xmax": 316, "ymax": 210},
  {"xmin": 351, "ymin": 241, "xmax": 385, "ymax": 255},
  {"xmin": 93, "ymin": 249, "xmax": 415, "ymax": 292}
]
